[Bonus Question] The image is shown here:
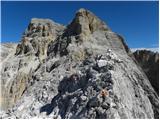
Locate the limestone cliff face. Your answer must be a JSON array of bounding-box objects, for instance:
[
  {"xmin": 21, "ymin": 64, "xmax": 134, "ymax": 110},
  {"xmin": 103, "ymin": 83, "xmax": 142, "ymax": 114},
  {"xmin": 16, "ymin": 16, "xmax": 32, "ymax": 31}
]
[
  {"xmin": 1, "ymin": 9, "xmax": 159, "ymax": 119},
  {"xmin": 133, "ymin": 50, "xmax": 159, "ymax": 94},
  {"xmin": 15, "ymin": 18, "xmax": 65, "ymax": 61},
  {"xmin": 65, "ymin": 8, "xmax": 110, "ymax": 37}
]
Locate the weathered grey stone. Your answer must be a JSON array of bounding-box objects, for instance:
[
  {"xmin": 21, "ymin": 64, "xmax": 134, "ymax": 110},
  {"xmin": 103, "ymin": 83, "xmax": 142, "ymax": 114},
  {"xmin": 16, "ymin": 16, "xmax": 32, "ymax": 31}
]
[
  {"xmin": 1, "ymin": 8, "xmax": 159, "ymax": 119},
  {"xmin": 101, "ymin": 102, "xmax": 110, "ymax": 110},
  {"xmin": 88, "ymin": 96, "xmax": 101, "ymax": 107},
  {"xmin": 80, "ymin": 95, "xmax": 87, "ymax": 101}
]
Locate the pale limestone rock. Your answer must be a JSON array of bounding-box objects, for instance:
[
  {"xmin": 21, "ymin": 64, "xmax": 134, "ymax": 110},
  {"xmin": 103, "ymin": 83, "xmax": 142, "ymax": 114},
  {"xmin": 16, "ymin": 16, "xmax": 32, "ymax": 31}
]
[{"xmin": 1, "ymin": 8, "xmax": 159, "ymax": 119}]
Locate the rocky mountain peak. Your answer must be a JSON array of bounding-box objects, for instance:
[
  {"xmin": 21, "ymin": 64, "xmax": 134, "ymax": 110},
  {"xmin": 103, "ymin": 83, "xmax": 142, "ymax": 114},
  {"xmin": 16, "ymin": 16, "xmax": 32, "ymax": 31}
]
[
  {"xmin": 65, "ymin": 8, "xmax": 110, "ymax": 39},
  {"xmin": 15, "ymin": 18, "xmax": 65, "ymax": 61},
  {"xmin": 25, "ymin": 18, "xmax": 64, "ymax": 38},
  {"xmin": 1, "ymin": 9, "xmax": 159, "ymax": 119},
  {"xmin": 47, "ymin": 8, "xmax": 130, "ymax": 58}
]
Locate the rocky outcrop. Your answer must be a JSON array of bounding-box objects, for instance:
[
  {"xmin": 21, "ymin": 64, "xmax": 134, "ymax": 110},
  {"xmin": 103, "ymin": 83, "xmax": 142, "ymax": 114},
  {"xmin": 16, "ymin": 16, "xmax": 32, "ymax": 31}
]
[
  {"xmin": 0, "ymin": 8, "xmax": 159, "ymax": 119},
  {"xmin": 133, "ymin": 50, "xmax": 159, "ymax": 94},
  {"xmin": 0, "ymin": 43, "xmax": 17, "ymax": 110},
  {"xmin": 64, "ymin": 8, "xmax": 110, "ymax": 40},
  {"xmin": 1, "ymin": 19, "xmax": 64, "ymax": 111},
  {"xmin": 1, "ymin": 54, "xmax": 40, "ymax": 111},
  {"xmin": 15, "ymin": 18, "xmax": 65, "ymax": 61},
  {"xmin": 0, "ymin": 43, "xmax": 17, "ymax": 61}
]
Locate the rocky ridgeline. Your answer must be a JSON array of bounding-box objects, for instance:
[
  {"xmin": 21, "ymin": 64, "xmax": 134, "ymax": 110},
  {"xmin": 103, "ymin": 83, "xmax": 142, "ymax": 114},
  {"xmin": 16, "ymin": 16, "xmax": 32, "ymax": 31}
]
[
  {"xmin": 133, "ymin": 50, "xmax": 159, "ymax": 94},
  {"xmin": 0, "ymin": 8, "xmax": 159, "ymax": 118},
  {"xmin": 39, "ymin": 50, "xmax": 121, "ymax": 119},
  {"xmin": 1, "ymin": 19, "xmax": 64, "ymax": 111},
  {"xmin": 1, "ymin": 49, "xmax": 123, "ymax": 119},
  {"xmin": 15, "ymin": 18, "xmax": 65, "ymax": 61},
  {"xmin": 65, "ymin": 8, "xmax": 110, "ymax": 39}
]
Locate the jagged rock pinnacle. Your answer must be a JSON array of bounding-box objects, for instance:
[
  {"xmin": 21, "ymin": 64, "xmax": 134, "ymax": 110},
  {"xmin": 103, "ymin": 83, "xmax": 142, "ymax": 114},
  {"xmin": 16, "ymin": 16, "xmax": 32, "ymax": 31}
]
[
  {"xmin": 15, "ymin": 18, "xmax": 65, "ymax": 61},
  {"xmin": 65, "ymin": 8, "xmax": 110, "ymax": 38}
]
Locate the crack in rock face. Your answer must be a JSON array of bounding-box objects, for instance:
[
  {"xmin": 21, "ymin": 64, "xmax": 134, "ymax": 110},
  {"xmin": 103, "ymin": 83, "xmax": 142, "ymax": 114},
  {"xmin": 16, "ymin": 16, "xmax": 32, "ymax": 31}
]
[{"xmin": 0, "ymin": 8, "xmax": 159, "ymax": 119}]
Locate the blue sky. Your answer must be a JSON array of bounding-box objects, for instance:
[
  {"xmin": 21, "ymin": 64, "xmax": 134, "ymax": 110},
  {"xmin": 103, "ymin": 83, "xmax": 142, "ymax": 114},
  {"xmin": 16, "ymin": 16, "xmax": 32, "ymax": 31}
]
[{"xmin": 1, "ymin": 1, "xmax": 159, "ymax": 49}]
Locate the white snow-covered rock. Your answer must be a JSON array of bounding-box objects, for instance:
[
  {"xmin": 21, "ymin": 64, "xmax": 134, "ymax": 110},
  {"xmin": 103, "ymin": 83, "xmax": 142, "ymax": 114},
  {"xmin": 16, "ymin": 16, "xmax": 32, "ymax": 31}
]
[{"xmin": 97, "ymin": 59, "xmax": 108, "ymax": 67}]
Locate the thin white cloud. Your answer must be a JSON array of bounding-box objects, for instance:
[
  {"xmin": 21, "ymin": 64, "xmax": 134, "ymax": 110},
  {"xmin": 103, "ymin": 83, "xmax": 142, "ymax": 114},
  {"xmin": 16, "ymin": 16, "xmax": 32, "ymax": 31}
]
[
  {"xmin": 151, "ymin": 44, "xmax": 159, "ymax": 48},
  {"xmin": 131, "ymin": 48, "xmax": 159, "ymax": 53}
]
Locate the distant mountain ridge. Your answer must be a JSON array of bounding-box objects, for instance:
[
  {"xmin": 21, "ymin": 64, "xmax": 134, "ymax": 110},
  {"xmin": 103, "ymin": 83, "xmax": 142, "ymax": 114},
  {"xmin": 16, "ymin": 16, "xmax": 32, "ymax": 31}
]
[
  {"xmin": 131, "ymin": 48, "xmax": 159, "ymax": 53},
  {"xmin": 133, "ymin": 50, "xmax": 159, "ymax": 94}
]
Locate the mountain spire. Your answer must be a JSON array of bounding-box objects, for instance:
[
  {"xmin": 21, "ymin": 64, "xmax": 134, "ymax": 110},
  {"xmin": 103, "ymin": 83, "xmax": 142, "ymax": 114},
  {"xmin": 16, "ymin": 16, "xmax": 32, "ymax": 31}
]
[{"xmin": 65, "ymin": 8, "xmax": 110, "ymax": 38}]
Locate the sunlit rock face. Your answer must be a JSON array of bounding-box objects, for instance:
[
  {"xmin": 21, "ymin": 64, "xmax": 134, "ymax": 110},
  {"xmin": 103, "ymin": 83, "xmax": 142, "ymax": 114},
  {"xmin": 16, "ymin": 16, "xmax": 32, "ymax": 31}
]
[
  {"xmin": 65, "ymin": 8, "xmax": 110, "ymax": 38},
  {"xmin": 15, "ymin": 18, "xmax": 65, "ymax": 61},
  {"xmin": 0, "ymin": 9, "xmax": 159, "ymax": 119}
]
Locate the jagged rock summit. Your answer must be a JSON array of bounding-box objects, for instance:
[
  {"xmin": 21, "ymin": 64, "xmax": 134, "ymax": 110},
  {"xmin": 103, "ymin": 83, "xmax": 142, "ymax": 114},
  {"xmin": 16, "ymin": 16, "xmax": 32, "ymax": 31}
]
[
  {"xmin": 0, "ymin": 8, "xmax": 159, "ymax": 119},
  {"xmin": 66, "ymin": 8, "xmax": 110, "ymax": 37},
  {"xmin": 15, "ymin": 18, "xmax": 65, "ymax": 60}
]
